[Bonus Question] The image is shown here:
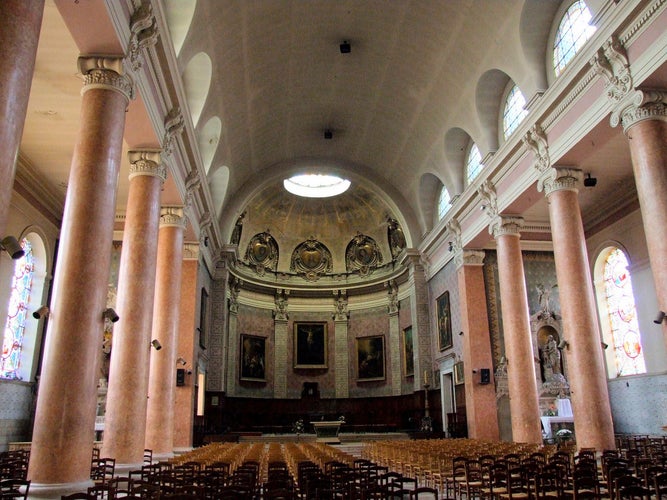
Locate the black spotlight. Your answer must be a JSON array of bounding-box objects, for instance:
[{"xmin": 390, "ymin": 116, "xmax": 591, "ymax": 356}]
[
  {"xmin": 583, "ymin": 173, "xmax": 597, "ymax": 187},
  {"xmin": 324, "ymin": 129, "xmax": 333, "ymax": 140},
  {"xmin": 339, "ymin": 40, "xmax": 351, "ymax": 54}
]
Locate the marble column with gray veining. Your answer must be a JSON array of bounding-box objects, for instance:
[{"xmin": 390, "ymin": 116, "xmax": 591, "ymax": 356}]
[
  {"xmin": 28, "ymin": 56, "xmax": 133, "ymax": 498},
  {"xmin": 334, "ymin": 291, "xmax": 350, "ymax": 398}
]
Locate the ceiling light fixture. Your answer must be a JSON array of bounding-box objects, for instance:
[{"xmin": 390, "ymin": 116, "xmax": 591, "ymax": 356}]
[
  {"xmin": 284, "ymin": 174, "xmax": 351, "ymax": 198},
  {"xmin": 339, "ymin": 40, "xmax": 351, "ymax": 54}
]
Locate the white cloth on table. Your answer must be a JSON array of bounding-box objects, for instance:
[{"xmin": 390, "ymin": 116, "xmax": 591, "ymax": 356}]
[{"xmin": 556, "ymin": 397, "xmax": 573, "ymax": 417}]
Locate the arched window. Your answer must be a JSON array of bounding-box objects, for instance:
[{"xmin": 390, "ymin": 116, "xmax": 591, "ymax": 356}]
[
  {"xmin": 502, "ymin": 84, "xmax": 528, "ymax": 140},
  {"xmin": 465, "ymin": 143, "xmax": 483, "ymax": 186},
  {"xmin": 1, "ymin": 239, "xmax": 34, "ymax": 380},
  {"xmin": 437, "ymin": 186, "xmax": 452, "ymax": 220},
  {"xmin": 553, "ymin": 0, "xmax": 597, "ymax": 77},
  {"xmin": 602, "ymin": 247, "xmax": 646, "ymax": 377}
]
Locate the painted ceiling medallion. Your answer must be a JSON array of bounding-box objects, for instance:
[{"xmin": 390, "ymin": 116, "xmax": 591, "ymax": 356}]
[
  {"xmin": 346, "ymin": 232, "xmax": 382, "ymax": 276},
  {"xmin": 290, "ymin": 238, "xmax": 332, "ymax": 281},
  {"xmin": 245, "ymin": 231, "xmax": 278, "ymax": 275}
]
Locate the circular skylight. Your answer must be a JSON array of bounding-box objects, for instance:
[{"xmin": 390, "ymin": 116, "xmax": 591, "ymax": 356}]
[{"xmin": 284, "ymin": 174, "xmax": 351, "ymax": 198}]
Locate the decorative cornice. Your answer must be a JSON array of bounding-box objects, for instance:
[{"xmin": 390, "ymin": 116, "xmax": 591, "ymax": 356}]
[
  {"xmin": 490, "ymin": 216, "xmax": 524, "ymax": 238},
  {"xmin": 128, "ymin": 150, "xmax": 166, "ymax": 182},
  {"xmin": 128, "ymin": 1, "xmax": 159, "ymax": 72},
  {"xmin": 590, "ymin": 35, "xmax": 632, "ymax": 104},
  {"xmin": 163, "ymin": 107, "xmax": 184, "ymax": 158},
  {"xmin": 538, "ymin": 166, "xmax": 583, "ymax": 196},
  {"xmin": 78, "ymin": 56, "xmax": 134, "ymax": 101},
  {"xmin": 446, "ymin": 218, "xmax": 462, "ymax": 253},
  {"xmin": 159, "ymin": 206, "xmax": 187, "ymax": 228},
  {"xmin": 522, "ymin": 123, "xmax": 550, "ymax": 174},
  {"xmin": 610, "ymin": 89, "xmax": 667, "ymax": 132}
]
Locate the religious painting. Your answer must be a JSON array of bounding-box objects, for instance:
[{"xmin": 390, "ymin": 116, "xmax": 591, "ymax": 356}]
[
  {"xmin": 454, "ymin": 361, "xmax": 464, "ymax": 385},
  {"xmin": 356, "ymin": 335, "xmax": 385, "ymax": 381},
  {"xmin": 437, "ymin": 291, "xmax": 453, "ymax": 351},
  {"xmin": 403, "ymin": 326, "xmax": 414, "ymax": 377},
  {"xmin": 240, "ymin": 334, "xmax": 266, "ymax": 381},
  {"xmin": 199, "ymin": 288, "xmax": 209, "ymax": 349},
  {"xmin": 294, "ymin": 322, "xmax": 327, "ymax": 368}
]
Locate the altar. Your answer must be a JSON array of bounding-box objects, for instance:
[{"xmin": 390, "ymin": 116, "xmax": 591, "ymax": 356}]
[
  {"xmin": 540, "ymin": 398, "xmax": 574, "ymax": 440},
  {"xmin": 311, "ymin": 421, "xmax": 343, "ymax": 444}
]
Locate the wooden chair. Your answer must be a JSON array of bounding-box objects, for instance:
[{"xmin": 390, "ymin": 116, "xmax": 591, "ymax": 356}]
[
  {"xmin": 654, "ymin": 472, "xmax": 667, "ymax": 499},
  {"xmin": 409, "ymin": 486, "xmax": 439, "ymax": 499},
  {"xmin": 0, "ymin": 478, "xmax": 30, "ymax": 500}
]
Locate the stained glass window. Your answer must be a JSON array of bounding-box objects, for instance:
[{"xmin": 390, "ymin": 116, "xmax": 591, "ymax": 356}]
[
  {"xmin": 465, "ymin": 143, "xmax": 483, "ymax": 186},
  {"xmin": 603, "ymin": 248, "xmax": 646, "ymax": 376},
  {"xmin": 502, "ymin": 85, "xmax": 528, "ymax": 140},
  {"xmin": 437, "ymin": 186, "xmax": 452, "ymax": 220},
  {"xmin": 1, "ymin": 239, "xmax": 34, "ymax": 379},
  {"xmin": 553, "ymin": 1, "xmax": 597, "ymax": 77}
]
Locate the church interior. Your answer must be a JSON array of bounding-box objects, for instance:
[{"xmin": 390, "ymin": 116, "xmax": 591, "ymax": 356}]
[{"xmin": 1, "ymin": 0, "xmax": 666, "ymax": 498}]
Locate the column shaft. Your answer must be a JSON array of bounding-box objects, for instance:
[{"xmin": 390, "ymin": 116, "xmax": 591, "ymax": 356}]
[
  {"xmin": 274, "ymin": 319, "xmax": 288, "ymax": 398},
  {"xmin": 145, "ymin": 211, "xmax": 185, "ymax": 459},
  {"xmin": 495, "ymin": 228, "xmax": 542, "ymax": 444},
  {"xmin": 547, "ymin": 187, "xmax": 615, "ymax": 450},
  {"xmin": 103, "ymin": 153, "xmax": 164, "ymax": 468},
  {"xmin": 334, "ymin": 320, "xmax": 350, "ymax": 398},
  {"xmin": 0, "ymin": 0, "xmax": 44, "ymax": 236},
  {"xmin": 457, "ymin": 252, "xmax": 499, "ymax": 440},
  {"xmin": 625, "ymin": 119, "xmax": 667, "ymax": 343},
  {"xmin": 29, "ymin": 61, "xmax": 130, "ymax": 491}
]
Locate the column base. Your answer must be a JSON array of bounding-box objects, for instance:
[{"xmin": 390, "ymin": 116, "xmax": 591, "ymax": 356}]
[
  {"xmin": 28, "ymin": 479, "xmax": 94, "ymax": 499},
  {"xmin": 113, "ymin": 461, "xmax": 145, "ymax": 477},
  {"xmin": 151, "ymin": 451, "xmax": 175, "ymax": 462}
]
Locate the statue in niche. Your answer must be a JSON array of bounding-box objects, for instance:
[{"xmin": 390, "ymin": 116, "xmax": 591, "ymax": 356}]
[
  {"xmin": 541, "ymin": 334, "xmax": 561, "ymax": 378},
  {"xmin": 387, "ymin": 216, "xmax": 406, "ymax": 259},
  {"xmin": 230, "ymin": 211, "xmax": 246, "ymax": 245}
]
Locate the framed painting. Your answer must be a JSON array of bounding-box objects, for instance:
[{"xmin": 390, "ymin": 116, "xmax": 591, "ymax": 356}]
[
  {"xmin": 294, "ymin": 322, "xmax": 327, "ymax": 368},
  {"xmin": 454, "ymin": 361, "xmax": 464, "ymax": 385},
  {"xmin": 240, "ymin": 334, "xmax": 266, "ymax": 381},
  {"xmin": 402, "ymin": 326, "xmax": 414, "ymax": 377},
  {"xmin": 357, "ymin": 335, "xmax": 385, "ymax": 381},
  {"xmin": 437, "ymin": 291, "xmax": 452, "ymax": 351},
  {"xmin": 199, "ymin": 287, "xmax": 209, "ymax": 349}
]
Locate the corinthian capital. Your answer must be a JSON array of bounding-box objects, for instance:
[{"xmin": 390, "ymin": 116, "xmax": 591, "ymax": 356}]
[
  {"xmin": 78, "ymin": 56, "xmax": 134, "ymax": 101},
  {"xmin": 590, "ymin": 35, "xmax": 632, "ymax": 104},
  {"xmin": 490, "ymin": 216, "xmax": 524, "ymax": 239},
  {"xmin": 537, "ymin": 167, "xmax": 583, "ymax": 196},
  {"xmin": 128, "ymin": 150, "xmax": 166, "ymax": 182},
  {"xmin": 610, "ymin": 89, "xmax": 667, "ymax": 132},
  {"xmin": 159, "ymin": 206, "xmax": 187, "ymax": 229}
]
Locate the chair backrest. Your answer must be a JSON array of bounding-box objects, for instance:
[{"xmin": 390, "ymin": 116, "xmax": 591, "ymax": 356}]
[
  {"xmin": 409, "ymin": 486, "xmax": 439, "ymax": 499},
  {"xmin": 0, "ymin": 478, "xmax": 30, "ymax": 500}
]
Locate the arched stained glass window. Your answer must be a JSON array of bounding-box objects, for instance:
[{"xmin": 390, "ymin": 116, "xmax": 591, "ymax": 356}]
[
  {"xmin": 553, "ymin": 1, "xmax": 597, "ymax": 77},
  {"xmin": 1, "ymin": 239, "xmax": 34, "ymax": 379},
  {"xmin": 437, "ymin": 186, "xmax": 452, "ymax": 220},
  {"xmin": 502, "ymin": 85, "xmax": 528, "ymax": 140},
  {"xmin": 603, "ymin": 248, "xmax": 646, "ymax": 377},
  {"xmin": 465, "ymin": 143, "xmax": 483, "ymax": 186}
]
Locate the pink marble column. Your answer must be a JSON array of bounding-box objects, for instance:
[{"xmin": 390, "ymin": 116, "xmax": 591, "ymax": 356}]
[
  {"xmin": 145, "ymin": 207, "xmax": 186, "ymax": 460},
  {"xmin": 457, "ymin": 250, "xmax": 499, "ymax": 440},
  {"xmin": 0, "ymin": 0, "xmax": 44, "ymax": 236},
  {"xmin": 493, "ymin": 217, "xmax": 542, "ymax": 444},
  {"xmin": 541, "ymin": 167, "xmax": 615, "ymax": 451},
  {"xmin": 102, "ymin": 151, "xmax": 165, "ymax": 470},
  {"xmin": 28, "ymin": 57, "xmax": 133, "ymax": 496},
  {"xmin": 618, "ymin": 93, "xmax": 667, "ymax": 344},
  {"xmin": 174, "ymin": 250, "xmax": 199, "ymax": 452}
]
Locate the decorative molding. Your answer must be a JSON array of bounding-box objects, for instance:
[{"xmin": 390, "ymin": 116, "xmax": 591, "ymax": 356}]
[
  {"xmin": 461, "ymin": 250, "xmax": 485, "ymax": 267},
  {"xmin": 345, "ymin": 232, "xmax": 383, "ymax": 276},
  {"xmin": 78, "ymin": 56, "xmax": 134, "ymax": 101},
  {"xmin": 128, "ymin": 1, "xmax": 159, "ymax": 72},
  {"xmin": 522, "ymin": 123, "xmax": 550, "ymax": 174},
  {"xmin": 273, "ymin": 289, "xmax": 289, "ymax": 321},
  {"xmin": 385, "ymin": 280, "xmax": 399, "ymax": 315},
  {"xmin": 229, "ymin": 277, "xmax": 241, "ymax": 314},
  {"xmin": 538, "ymin": 166, "xmax": 583, "ymax": 196},
  {"xmin": 590, "ymin": 35, "xmax": 632, "ymax": 104},
  {"xmin": 490, "ymin": 216, "xmax": 524, "ymax": 238},
  {"xmin": 610, "ymin": 89, "xmax": 667, "ymax": 131},
  {"xmin": 245, "ymin": 231, "xmax": 279, "ymax": 275},
  {"xmin": 290, "ymin": 238, "xmax": 333, "ymax": 281},
  {"xmin": 333, "ymin": 290, "xmax": 349, "ymax": 320},
  {"xmin": 182, "ymin": 242, "xmax": 200, "ymax": 260},
  {"xmin": 128, "ymin": 150, "xmax": 166, "ymax": 182},
  {"xmin": 162, "ymin": 107, "xmax": 184, "ymax": 158},
  {"xmin": 446, "ymin": 218, "xmax": 462, "ymax": 253},
  {"xmin": 159, "ymin": 206, "xmax": 187, "ymax": 228},
  {"xmin": 477, "ymin": 180, "xmax": 498, "ymax": 218}
]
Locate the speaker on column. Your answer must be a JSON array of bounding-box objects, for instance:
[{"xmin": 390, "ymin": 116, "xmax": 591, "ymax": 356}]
[
  {"xmin": 176, "ymin": 368, "xmax": 186, "ymax": 386},
  {"xmin": 480, "ymin": 368, "xmax": 491, "ymax": 385}
]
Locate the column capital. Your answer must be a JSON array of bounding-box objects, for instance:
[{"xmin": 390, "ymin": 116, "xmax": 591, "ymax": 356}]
[
  {"xmin": 159, "ymin": 206, "xmax": 187, "ymax": 229},
  {"xmin": 183, "ymin": 242, "xmax": 200, "ymax": 261},
  {"xmin": 458, "ymin": 250, "xmax": 486, "ymax": 267},
  {"xmin": 78, "ymin": 56, "xmax": 134, "ymax": 101},
  {"xmin": 610, "ymin": 89, "xmax": 667, "ymax": 132},
  {"xmin": 128, "ymin": 150, "xmax": 166, "ymax": 183},
  {"xmin": 538, "ymin": 166, "xmax": 582, "ymax": 196},
  {"xmin": 490, "ymin": 216, "xmax": 524, "ymax": 239},
  {"xmin": 274, "ymin": 289, "xmax": 289, "ymax": 321}
]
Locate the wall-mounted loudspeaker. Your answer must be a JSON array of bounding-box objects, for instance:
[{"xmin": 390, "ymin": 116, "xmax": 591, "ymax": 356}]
[
  {"xmin": 480, "ymin": 368, "xmax": 491, "ymax": 385},
  {"xmin": 176, "ymin": 368, "xmax": 185, "ymax": 386}
]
